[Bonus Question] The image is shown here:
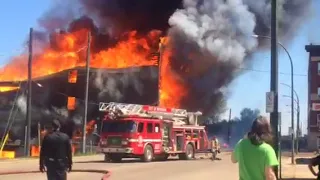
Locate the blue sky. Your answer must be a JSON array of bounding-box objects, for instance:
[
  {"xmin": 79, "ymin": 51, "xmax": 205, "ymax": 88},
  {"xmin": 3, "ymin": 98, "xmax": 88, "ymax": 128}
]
[
  {"xmin": 0, "ymin": 1, "xmax": 319, "ymax": 135},
  {"xmin": 223, "ymin": 0, "xmax": 320, "ymax": 135}
]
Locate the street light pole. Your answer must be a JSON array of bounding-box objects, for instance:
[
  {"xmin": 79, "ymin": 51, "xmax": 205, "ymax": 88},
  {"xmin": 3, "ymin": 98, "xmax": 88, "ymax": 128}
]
[
  {"xmin": 82, "ymin": 32, "xmax": 91, "ymax": 154},
  {"xmin": 281, "ymin": 83, "xmax": 300, "ymax": 154},
  {"xmin": 157, "ymin": 39, "xmax": 164, "ymax": 106},
  {"xmin": 252, "ymin": 34, "xmax": 295, "ymax": 164},
  {"xmin": 270, "ymin": 0, "xmax": 279, "ymax": 176}
]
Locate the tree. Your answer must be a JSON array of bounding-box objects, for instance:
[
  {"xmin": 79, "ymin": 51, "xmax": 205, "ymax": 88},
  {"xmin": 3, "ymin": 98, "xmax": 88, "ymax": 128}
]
[
  {"xmin": 205, "ymin": 107, "xmax": 260, "ymax": 144},
  {"xmin": 239, "ymin": 108, "xmax": 260, "ymax": 124},
  {"xmin": 232, "ymin": 108, "xmax": 260, "ymax": 141}
]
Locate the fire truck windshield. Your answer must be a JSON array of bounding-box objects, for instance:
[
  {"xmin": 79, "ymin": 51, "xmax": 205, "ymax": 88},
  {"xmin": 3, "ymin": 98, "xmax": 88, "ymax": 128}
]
[{"xmin": 101, "ymin": 120, "xmax": 137, "ymax": 133}]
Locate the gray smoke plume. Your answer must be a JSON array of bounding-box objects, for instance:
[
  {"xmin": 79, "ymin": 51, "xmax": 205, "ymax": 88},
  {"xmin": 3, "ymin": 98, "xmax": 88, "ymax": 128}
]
[
  {"xmin": 164, "ymin": 0, "xmax": 312, "ymax": 115},
  {"xmin": 166, "ymin": 0, "xmax": 257, "ymax": 114},
  {"xmin": 244, "ymin": 0, "xmax": 312, "ymax": 45},
  {"xmin": 168, "ymin": 0, "xmax": 257, "ymax": 72},
  {"xmin": 94, "ymin": 69, "xmax": 144, "ymax": 101}
]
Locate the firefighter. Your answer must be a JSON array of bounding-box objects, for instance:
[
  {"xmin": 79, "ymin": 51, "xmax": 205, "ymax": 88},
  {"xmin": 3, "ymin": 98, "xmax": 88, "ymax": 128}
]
[
  {"xmin": 39, "ymin": 119, "xmax": 73, "ymax": 180},
  {"xmin": 211, "ymin": 136, "xmax": 220, "ymax": 160}
]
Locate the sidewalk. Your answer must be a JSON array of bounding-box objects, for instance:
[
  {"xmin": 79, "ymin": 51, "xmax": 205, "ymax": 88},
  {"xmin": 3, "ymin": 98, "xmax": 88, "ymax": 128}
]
[
  {"xmin": 281, "ymin": 155, "xmax": 316, "ymax": 180},
  {"xmin": 0, "ymin": 153, "xmax": 100, "ymax": 163}
]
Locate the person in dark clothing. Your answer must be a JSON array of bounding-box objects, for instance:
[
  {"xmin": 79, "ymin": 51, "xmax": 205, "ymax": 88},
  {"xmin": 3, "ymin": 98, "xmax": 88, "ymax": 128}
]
[
  {"xmin": 309, "ymin": 154, "xmax": 320, "ymax": 180},
  {"xmin": 40, "ymin": 119, "xmax": 73, "ymax": 180}
]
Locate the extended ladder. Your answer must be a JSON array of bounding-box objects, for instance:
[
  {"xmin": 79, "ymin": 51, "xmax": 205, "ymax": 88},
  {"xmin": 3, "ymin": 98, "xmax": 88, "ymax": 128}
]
[
  {"xmin": 99, "ymin": 102, "xmax": 202, "ymax": 125},
  {"xmin": 99, "ymin": 102, "xmax": 189, "ymax": 117}
]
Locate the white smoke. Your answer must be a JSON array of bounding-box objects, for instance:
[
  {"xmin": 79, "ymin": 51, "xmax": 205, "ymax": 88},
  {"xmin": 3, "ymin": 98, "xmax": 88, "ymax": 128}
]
[
  {"xmin": 168, "ymin": 0, "xmax": 258, "ymax": 73},
  {"xmin": 52, "ymin": 106, "xmax": 69, "ymax": 118},
  {"xmin": 16, "ymin": 95, "xmax": 27, "ymax": 114},
  {"xmin": 94, "ymin": 69, "xmax": 144, "ymax": 101}
]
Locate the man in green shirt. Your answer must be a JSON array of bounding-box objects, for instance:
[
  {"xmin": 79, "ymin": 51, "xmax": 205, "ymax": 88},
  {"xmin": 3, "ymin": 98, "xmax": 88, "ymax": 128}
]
[{"xmin": 231, "ymin": 116, "xmax": 279, "ymax": 180}]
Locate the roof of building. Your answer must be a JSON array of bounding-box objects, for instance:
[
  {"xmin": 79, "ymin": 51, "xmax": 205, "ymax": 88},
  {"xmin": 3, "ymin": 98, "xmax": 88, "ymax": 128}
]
[{"xmin": 305, "ymin": 44, "xmax": 320, "ymax": 53}]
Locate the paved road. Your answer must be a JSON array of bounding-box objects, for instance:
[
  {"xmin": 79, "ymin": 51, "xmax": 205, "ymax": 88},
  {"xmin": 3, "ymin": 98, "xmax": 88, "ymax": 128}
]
[{"xmin": 0, "ymin": 153, "xmax": 238, "ymax": 180}]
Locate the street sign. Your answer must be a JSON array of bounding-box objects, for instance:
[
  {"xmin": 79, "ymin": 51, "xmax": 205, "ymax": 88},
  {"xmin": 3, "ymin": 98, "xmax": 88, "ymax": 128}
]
[
  {"xmin": 288, "ymin": 127, "xmax": 293, "ymax": 135},
  {"xmin": 266, "ymin": 92, "xmax": 274, "ymax": 113}
]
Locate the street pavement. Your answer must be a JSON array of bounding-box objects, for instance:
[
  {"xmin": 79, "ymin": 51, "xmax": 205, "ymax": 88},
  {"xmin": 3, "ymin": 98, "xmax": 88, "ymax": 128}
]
[{"xmin": 0, "ymin": 153, "xmax": 238, "ymax": 180}]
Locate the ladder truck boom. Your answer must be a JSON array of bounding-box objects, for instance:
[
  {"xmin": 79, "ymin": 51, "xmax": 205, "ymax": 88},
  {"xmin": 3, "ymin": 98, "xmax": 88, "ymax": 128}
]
[{"xmin": 99, "ymin": 102, "xmax": 202, "ymax": 125}]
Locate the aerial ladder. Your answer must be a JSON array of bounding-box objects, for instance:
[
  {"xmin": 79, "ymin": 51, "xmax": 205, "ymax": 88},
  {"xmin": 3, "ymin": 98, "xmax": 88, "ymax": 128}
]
[{"xmin": 99, "ymin": 102, "xmax": 202, "ymax": 126}]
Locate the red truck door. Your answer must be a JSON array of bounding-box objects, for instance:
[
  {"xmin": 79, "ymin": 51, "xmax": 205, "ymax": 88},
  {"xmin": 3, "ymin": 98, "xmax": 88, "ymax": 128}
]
[{"xmin": 200, "ymin": 129, "xmax": 209, "ymax": 150}]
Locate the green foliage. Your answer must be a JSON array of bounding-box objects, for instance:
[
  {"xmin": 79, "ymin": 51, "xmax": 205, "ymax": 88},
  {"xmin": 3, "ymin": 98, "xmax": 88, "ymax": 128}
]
[
  {"xmin": 235, "ymin": 108, "xmax": 260, "ymax": 137},
  {"xmin": 206, "ymin": 107, "xmax": 261, "ymax": 146}
]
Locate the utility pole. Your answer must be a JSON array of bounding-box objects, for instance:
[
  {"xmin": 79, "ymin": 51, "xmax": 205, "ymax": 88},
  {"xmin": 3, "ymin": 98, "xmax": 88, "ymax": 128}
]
[
  {"xmin": 157, "ymin": 39, "xmax": 163, "ymax": 106},
  {"xmin": 82, "ymin": 32, "xmax": 91, "ymax": 154},
  {"xmin": 270, "ymin": 0, "xmax": 279, "ymax": 177},
  {"xmin": 290, "ymin": 60, "xmax": 295, "ymax": 164},
  {"xmin": 25, "ymin": 28, "xmax": 33, "ymax": 157},
  {"xmin": 227, "ymin": 109, "xmax": 231, "ymax": 144}
]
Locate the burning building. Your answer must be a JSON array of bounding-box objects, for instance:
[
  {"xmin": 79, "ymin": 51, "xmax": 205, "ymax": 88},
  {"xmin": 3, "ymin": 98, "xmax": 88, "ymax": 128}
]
[
  {"xmin": 0, "ymin": 0, "xmax": 313, "ymax": 154},
  {"xmin": 0, "ymin": 66, "xmax": 158, "ymax": 138}
]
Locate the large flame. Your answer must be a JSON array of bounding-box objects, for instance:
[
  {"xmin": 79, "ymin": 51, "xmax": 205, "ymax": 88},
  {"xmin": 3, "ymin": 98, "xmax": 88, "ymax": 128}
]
[
  {"xmin": 158, "ymin": 37, "xmax": 187, "ymax": 107},
  {"xmin": 0, "ymin": 29, "xmax": 185, "ymax": 108}
]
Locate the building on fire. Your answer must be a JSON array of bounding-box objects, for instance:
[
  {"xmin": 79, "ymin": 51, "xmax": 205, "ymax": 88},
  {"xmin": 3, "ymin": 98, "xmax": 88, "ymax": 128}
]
[
  {"xmin": 306, "ymin": 44, "xmax": 320, "ymax": 151},
  {"xmin": 0, "ymin": 66, "xmax": 159, "ymax": 156}
]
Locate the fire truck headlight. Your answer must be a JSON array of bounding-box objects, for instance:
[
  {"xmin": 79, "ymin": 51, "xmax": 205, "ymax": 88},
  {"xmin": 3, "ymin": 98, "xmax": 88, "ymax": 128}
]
[
  {"xmin": 100, "ymin": 140, "xmax": 107, "ymax": 146},
  {"xmin": 121, "ymin": 139, "xmax": 129, "ymax": 145}
]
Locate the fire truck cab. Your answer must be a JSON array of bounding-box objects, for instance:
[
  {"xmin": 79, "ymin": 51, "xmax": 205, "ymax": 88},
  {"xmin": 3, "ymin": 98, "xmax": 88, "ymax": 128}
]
[{"xmin": 97, "ymin": 102, "xmax": 210, "ymax": 162}]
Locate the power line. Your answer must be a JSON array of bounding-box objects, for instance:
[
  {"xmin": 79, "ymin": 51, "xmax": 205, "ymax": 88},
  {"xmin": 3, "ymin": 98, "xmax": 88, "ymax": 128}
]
[{"xmin": 239, "ymin": 67, "xmax": 307, "ymax": 77}]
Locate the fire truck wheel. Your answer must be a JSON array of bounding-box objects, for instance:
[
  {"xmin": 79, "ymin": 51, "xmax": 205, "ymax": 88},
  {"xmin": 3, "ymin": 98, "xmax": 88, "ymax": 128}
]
[
  {"xmin": 179, "ymin": 143, "xmax": 194, "ymax": 160},
  {"xmin": 142, "ymin": 144, "xmax": 154, "ymax": 162}
]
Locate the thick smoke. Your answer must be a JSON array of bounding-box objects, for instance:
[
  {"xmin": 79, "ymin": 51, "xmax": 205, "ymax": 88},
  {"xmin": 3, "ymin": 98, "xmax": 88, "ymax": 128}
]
[
  {"xmin": 244, "ymin": 0, "xmax": 312, "ymax": 46},
  {"xmin": 166, "ymin": 0, "xmax": 257, "ymax": 114},
  {"xmin": 94, "ymin": 69, "xmax": 144, "ymax": 101}
]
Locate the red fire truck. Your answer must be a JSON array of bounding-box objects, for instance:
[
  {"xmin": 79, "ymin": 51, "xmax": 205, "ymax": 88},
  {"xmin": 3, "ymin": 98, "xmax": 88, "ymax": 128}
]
[{"xmin": 97, "ymin": 102, "xmax": 211, "ymax": 162}]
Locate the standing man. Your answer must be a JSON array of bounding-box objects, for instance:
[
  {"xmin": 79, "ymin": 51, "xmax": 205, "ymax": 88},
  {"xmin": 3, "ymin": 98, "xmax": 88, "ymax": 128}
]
[{"xmin": 39, "ymin": 119, "xmax": 73, "ymax": 180}]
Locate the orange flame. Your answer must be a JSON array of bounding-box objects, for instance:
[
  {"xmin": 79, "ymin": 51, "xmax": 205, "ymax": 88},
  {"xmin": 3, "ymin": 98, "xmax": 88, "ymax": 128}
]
[
  {"xmin": 68, "ymin": 70, "xmax": 78, "ymax": 83},
  {"xmin": 0, "ymin": 29, "xmax": 186, "ymax": 108},
  {"xmin": 158, "ymin": 37, "xmax": 187, "ymax": 107},
  {"xmin": 0, "ymin": 86, "xmax": 20, "ymax": 92},
  {"xmin": 67, "ymin": 97, "xmax": 76, "ymax": 110}
]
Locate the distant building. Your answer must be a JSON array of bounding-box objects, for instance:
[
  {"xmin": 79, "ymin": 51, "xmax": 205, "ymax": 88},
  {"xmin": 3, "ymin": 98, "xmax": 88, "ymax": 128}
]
[{"xmin": 305, "ymin": 44, "xmax": 320, "ymax": 151}]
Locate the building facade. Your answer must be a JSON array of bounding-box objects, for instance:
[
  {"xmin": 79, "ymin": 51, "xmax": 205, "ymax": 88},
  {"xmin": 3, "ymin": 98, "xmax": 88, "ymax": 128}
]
[{"xmin": 306, "ymin": 44, "xmax": 320, "ymax": 151}]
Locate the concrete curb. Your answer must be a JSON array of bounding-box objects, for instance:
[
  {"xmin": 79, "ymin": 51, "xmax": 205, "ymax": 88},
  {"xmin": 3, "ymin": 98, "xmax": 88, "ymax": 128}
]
[{"xmin": 0, "ymin": 169, "xmax": 111, "ymax": 179}]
